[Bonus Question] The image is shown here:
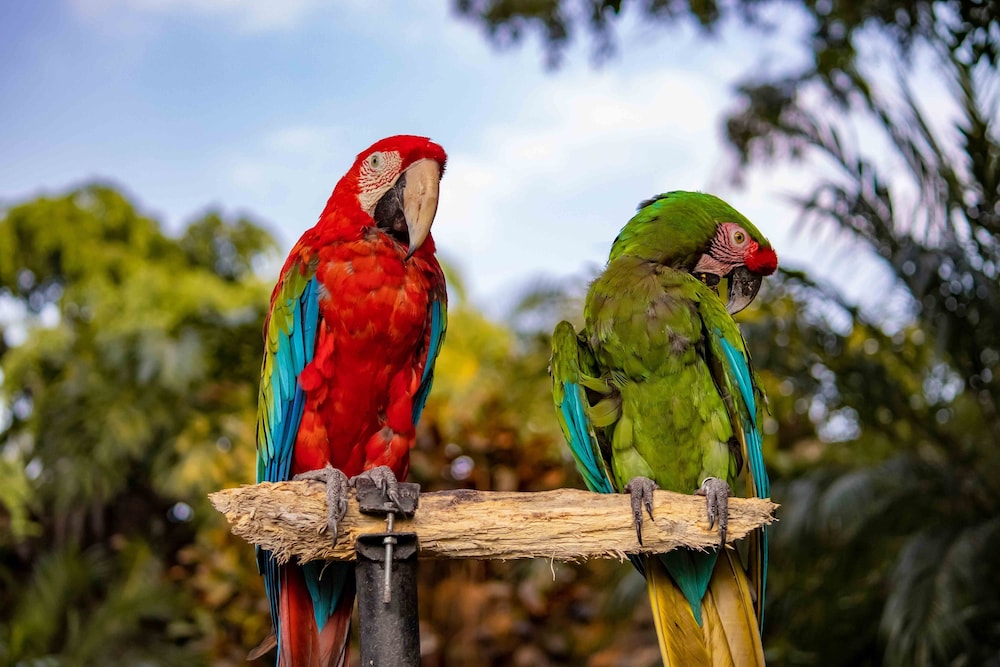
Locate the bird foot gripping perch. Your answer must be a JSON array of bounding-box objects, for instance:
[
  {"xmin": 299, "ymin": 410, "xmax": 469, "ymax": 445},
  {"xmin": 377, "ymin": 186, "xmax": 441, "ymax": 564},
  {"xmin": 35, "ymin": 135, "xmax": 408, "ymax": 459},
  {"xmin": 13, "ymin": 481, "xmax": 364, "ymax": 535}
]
[
  {"xmin": 625, "ymin": 476, "xmax": 659, "ymax": 546},
  {"xmin": 696, "ymin": 476, "xmax": 730, "ymax": 547},
  {"xmin": 354, "ymin": 476, "xmax": 421, "ymax": 667}
]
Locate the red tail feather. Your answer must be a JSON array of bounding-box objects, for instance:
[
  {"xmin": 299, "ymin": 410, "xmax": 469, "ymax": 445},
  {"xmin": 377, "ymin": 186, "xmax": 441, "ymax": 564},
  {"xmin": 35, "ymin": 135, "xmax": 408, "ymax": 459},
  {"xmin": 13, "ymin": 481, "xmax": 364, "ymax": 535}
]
[{"xmin": 278, "ymin": 565, "xmax": 353, "ymax": 667}]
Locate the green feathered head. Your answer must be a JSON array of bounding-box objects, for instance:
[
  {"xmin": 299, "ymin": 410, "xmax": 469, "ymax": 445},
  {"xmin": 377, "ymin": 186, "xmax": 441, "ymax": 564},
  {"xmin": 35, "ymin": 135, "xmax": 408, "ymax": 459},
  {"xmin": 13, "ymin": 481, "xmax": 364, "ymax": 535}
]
[{"xmin": 608, "ymin": 191, "xmax": 778, "ymax": 314}]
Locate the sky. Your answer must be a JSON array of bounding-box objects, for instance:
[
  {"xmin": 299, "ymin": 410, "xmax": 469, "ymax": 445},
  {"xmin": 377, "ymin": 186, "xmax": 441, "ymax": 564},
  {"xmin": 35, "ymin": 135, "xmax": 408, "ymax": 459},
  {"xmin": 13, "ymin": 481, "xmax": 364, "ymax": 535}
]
[{"xmin": 0, "ymin": 0, "xmax": 888, "ymax": 315}]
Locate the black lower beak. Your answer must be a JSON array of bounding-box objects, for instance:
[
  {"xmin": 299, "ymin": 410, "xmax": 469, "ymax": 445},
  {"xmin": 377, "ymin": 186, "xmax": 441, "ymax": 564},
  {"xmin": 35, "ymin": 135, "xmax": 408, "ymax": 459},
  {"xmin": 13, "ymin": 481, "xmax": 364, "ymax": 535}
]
[
  {"xmin": 373, "ymin": 173, "xmax": 409, "ymax": 247},
  {"xmin": 726, "ymin": 266, "xmax": 763, "ymax": 315}
]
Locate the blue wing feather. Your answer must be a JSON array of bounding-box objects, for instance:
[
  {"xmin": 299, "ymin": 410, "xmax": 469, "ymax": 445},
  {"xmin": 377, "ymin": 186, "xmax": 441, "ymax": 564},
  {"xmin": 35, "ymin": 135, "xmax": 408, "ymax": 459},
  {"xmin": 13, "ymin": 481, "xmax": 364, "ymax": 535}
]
[
  {"xmin": 560, "ymin": 383, "xmax": 614, "ymax": 494},
  {"xmin": 258, "ymin": 277, "xmax": 320, "ymax": 483},
  {"xmin": 255, "ymin": 274, "xmax": 326, "ymax": 645},
  {"xmin": 717, "ymin": 331, "xmax": 769, "ymax": 629},
  {"xmin": 719, "ymin": 337, "xmax": 769, "ymax": 498},
  {"xmin": 551, "ymin": 321, "xmax": 616, "ymax": 495},
  {"xmin": 412, "ymin": 296, "xmax": 447, "ymax": 424}
]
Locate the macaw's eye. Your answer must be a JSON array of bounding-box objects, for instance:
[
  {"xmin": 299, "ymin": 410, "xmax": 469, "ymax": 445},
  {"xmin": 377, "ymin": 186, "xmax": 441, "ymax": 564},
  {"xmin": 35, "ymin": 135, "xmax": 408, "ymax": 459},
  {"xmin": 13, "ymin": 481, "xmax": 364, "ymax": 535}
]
[
  {"xmin": 368, "ymin": 152, "xmax": 384, "ymax": 170},
  {"xmin": 732, "ymin": 229, "xmax": 746, "ymax": 245}
]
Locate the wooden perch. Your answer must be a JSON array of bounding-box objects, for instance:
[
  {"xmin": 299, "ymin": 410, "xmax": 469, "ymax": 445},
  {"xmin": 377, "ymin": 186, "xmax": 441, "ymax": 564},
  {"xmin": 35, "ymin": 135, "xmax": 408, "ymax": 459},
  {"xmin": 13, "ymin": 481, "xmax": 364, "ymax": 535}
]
[{"xmin": 210, "ymin": 482, "xmax": 777, "ymax": 565}]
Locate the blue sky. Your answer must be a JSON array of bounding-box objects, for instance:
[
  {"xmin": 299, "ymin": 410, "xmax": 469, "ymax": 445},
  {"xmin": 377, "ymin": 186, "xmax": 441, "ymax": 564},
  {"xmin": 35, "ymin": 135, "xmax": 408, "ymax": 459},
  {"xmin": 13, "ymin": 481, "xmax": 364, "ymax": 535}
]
[{"xmin": 1, "ymin": 0, "xmax": 883, "ymax": 313}]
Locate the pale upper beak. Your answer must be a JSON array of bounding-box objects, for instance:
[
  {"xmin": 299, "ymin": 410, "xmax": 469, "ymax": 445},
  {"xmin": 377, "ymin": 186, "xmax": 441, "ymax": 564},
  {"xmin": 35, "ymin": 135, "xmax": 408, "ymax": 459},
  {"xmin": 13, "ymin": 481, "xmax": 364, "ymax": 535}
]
[{"xmin": 372, "ymin": 158, "xmax": 441, "ymax": 260}]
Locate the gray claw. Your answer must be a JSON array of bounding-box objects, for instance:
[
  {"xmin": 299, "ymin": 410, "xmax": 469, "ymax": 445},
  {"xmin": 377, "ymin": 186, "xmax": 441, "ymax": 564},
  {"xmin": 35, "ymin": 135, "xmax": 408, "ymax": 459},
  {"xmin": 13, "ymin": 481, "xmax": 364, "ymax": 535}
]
[
  {"xmin": 350, "ymin": 465, "xmax": 405, "ymax": 512},
  {"xmin": 695, "ymin": 476, "xmax": 730, "ymax": 547},
  {"xmin": 294, "ymin": 464, "xmax": 349, "ymax": 540},
  {"xmin": 625, "ymin": 476, "xmax": 659, "ymax": 545}
]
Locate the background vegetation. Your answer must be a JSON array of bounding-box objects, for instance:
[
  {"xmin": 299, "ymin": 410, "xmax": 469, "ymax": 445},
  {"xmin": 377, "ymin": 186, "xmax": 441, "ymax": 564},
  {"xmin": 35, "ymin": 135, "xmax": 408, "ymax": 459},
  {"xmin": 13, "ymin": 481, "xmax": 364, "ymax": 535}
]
[{"xmin": 1, "ymin": 0, "xmax": 997, "ymax": 665}]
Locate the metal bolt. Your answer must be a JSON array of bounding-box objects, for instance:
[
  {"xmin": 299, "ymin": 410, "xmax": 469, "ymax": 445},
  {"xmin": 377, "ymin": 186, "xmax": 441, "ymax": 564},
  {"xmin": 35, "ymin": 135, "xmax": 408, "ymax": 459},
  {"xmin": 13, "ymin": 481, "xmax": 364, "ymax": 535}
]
[{"xmin": 382, "ymin": 512, "xmax": 396, "ymax": 604}]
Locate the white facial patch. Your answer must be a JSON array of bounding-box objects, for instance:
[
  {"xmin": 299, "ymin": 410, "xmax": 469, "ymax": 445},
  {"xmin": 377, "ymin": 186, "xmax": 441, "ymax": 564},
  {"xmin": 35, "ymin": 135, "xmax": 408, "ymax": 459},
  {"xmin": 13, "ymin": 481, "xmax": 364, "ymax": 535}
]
[{"xmin": 357, "ymin": 150, "xmax": 403, "ymax": 213}]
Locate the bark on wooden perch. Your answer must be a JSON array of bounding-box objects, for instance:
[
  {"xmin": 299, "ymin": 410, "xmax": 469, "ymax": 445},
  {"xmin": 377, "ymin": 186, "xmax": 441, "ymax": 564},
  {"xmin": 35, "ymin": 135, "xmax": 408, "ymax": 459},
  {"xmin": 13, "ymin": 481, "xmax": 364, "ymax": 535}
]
[{"xmin": 210, "ymin": 482, "xmax": 777, "ymax": 565}]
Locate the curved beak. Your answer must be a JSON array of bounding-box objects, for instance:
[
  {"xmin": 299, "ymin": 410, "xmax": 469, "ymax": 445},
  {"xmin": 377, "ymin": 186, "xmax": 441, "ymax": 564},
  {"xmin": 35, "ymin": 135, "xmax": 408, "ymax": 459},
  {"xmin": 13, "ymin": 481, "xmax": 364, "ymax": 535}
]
[
  {"xmin": 402, "ymin": 158, "xmax": 441, "ymax": 259},
  {"xmin": 372, "ymin": 158, "xmax": 442, "ymax": 260},
  {"xmin": 725, "ymin": 265, "xmax": 763, "ymax": 315}
]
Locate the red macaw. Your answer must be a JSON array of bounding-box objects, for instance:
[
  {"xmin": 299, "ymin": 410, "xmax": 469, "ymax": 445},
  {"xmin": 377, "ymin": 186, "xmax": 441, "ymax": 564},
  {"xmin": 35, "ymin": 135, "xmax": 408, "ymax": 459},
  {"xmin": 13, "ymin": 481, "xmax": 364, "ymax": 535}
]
[{"xmin": 253, "ymin": 135, "xmax": 448, "ymax": 666}]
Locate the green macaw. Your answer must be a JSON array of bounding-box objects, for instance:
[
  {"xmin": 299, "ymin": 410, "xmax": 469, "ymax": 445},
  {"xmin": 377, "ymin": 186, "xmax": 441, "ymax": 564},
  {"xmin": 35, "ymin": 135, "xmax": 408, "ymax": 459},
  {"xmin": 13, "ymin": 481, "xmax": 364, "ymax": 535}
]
[{"xmin": 551, "ymin": 191, "xmax": 777, "ymax": 665}]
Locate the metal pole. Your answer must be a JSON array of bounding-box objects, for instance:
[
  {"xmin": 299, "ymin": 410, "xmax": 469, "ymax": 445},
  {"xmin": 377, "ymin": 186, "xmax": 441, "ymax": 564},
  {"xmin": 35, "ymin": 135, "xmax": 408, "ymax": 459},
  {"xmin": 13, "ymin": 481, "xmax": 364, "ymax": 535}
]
[
  {"xmin": 355, "ymin": 530, "xmax": 420, "ymax": 666},
  {"xmin": 353, "ymin": 478, "xmax": 421, "ymax": 667}
]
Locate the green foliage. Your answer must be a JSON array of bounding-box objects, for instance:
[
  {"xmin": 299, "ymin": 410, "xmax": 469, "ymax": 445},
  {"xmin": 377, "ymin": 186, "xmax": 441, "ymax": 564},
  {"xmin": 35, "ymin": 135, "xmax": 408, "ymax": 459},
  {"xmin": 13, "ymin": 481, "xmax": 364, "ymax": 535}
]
[
  {"xmin": 734, "ymin": 42, "xmax": 1000, "ymax": 664},
  {"xmin": 454, "ymin": 0, "xmax": 996, "ymax": 70},
  {"xmin": 0, "ymin": 455, "xmax": 39, "ymax": 544},
  {"xmin": 3, "ymin": 543, "xmax": 191, "ymax": 667},
  {"xmin": 0, "ymin": 184, "xmax": 276, "ymax": 664}
]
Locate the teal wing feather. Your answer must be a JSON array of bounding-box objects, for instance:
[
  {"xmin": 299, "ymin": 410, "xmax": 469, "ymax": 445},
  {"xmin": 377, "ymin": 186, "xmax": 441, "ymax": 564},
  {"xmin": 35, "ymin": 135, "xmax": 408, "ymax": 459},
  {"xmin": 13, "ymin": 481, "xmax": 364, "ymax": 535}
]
[
  {"xmin": 254, "ymin": 259, "xmax": 329, "ymax": 635},
  {"xmin": 412, "ymin": 288, "xmax": 447, "ymax": 424},
  {"xmin": 701, "ymin": 299, "xmax": 770, "ymax": 629},
  {"xmin": 256, "ymin": 261, "xmax": 319, "ymax": 485},
  {"xmin": 716, "ymin": 337, "xmax": 769, "ymax": 499},
  {"xmin": 551, "ymin": 320, "xmax": 615, "ymax": 495}
]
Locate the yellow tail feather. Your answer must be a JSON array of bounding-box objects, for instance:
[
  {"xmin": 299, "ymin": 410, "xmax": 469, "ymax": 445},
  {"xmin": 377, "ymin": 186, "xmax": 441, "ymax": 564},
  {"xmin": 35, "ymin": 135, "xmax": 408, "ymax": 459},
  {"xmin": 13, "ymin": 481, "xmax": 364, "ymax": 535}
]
[{"xmin": 647, "ymin": 550, "xmax": 765, "ymax": 667}]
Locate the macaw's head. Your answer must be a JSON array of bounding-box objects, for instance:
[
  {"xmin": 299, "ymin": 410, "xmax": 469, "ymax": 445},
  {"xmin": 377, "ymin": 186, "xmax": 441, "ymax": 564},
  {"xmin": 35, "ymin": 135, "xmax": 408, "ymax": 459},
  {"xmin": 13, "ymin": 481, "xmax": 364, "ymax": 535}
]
[
  {"xmin": 609, "ymin": 191, "xmax": 778, "ymax": 314},
  {"xmin": 323, "ymin": 134, "xmax": 448, "ymax": 259}
]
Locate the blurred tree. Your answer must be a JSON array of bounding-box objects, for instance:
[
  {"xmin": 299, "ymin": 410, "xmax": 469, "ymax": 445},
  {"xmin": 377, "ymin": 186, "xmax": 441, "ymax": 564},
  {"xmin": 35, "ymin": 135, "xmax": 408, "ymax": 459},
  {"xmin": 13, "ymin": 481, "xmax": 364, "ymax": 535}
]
[
  {"xmin": 0, "ymin": 184, "xmax": 278, "ymax": 665},
  {"xmin": 455, "ymin": 0, "xmax": 1000, "ymax": 665},
  {"xmin": 735, "ymin": 45, "xmax": 1000, "ymax": 666},
  {"xmin": 453, "ymin": 0, "xmax": 995, "ymax": 70}
]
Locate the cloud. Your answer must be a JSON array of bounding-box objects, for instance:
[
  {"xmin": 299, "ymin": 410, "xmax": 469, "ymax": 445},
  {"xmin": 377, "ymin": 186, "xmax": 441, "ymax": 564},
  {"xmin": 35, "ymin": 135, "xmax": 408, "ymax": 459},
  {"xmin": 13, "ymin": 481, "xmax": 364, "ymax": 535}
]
[
  {"xmin": 433, "ymin": 64, "xmax": 726, "ymax": 308},
  {"xmin": 68, "ymin": 0, "xmax": 328, "ymax": 33},
  {"xmin": 262, "ymin": 125, "xmax": 343, "ymax": 156},
  {"xmin": 209, "ymin": 124, "xmax": 348, "ymax": 246}
]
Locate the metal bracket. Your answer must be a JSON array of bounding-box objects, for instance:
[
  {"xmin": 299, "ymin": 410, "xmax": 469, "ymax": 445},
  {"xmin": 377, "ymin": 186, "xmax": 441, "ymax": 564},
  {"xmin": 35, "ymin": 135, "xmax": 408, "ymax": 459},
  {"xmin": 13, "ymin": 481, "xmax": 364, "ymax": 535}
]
[
  {"xmin": 355, "ymin": 478, "xmax": 419, "ymax": 604},
  {"xmin": 356, "ymin": 477, "xmax": 420, "ymax": 516}
]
